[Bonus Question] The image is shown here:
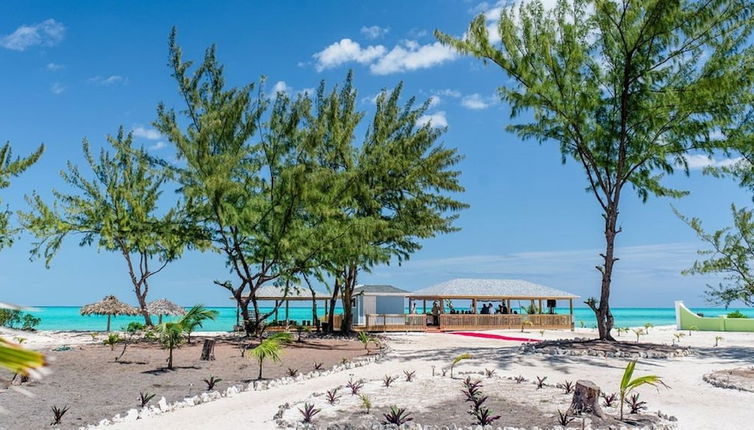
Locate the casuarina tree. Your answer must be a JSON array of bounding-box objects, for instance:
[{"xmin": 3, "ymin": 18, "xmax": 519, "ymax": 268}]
[{"xmin": 437, "ymin": 0, "xmax": 754, "ymax": 339}]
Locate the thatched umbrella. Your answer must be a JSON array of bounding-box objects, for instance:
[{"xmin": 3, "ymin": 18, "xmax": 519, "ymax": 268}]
[
  {"xmin": 80, "ymin": 295, "xmax": 139, "ymax": 332},
  {"xmin": 147, "ymin": 298, "xmax": 186, "ymax": 324}
]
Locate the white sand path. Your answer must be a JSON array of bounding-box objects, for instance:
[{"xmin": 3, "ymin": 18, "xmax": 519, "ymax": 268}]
[{"xmin": 102, "ymin": 325, "xmax": 754, "ymax": 430}]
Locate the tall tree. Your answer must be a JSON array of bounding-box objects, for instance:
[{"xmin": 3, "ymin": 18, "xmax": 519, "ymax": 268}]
[
  {"xmin": 20, "ymin": 129, "xmax": 198, "ymax": 326},
  {"xmin": 1, "ymin": 143, "xmax": 44, "ymax": 250},
  {"xmin": 155, "ymin": 31, "xmax": 345, "ymax": 336},
  {"xmin": 437, "ymin": 0, "xmax": 754, "ymax": 339},
  {"xmin": 304, "ymin": 78, "xmax": 467, "ymax": 333}
]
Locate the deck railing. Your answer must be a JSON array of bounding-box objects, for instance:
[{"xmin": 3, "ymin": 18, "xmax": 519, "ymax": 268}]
[
  {"xmin": 364, "ymin": 313, "xmax": 427, "ymax": 331},
  {"xmin": 438, "ymin": 313, "xmax": 572, "ymax": 330}
]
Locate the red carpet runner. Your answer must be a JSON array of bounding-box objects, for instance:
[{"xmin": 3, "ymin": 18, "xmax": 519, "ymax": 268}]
[{"xmin": 448, "ymin": 331, "xmax": 539, "ymax": 343}]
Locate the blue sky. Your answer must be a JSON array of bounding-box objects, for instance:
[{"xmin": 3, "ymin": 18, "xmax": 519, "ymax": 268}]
[{"xmin": 0, "ymin": 0, "xmax": 750, "ymax": 308}]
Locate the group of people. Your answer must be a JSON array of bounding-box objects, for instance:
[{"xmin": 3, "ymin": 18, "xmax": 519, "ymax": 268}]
[
  {"xmin": 409, "ymin": 300, "xmax": 518, "ymax": 316},
  {"xmin": 479, "ymin": 302, "xmax": 513, "ymax": 314}
]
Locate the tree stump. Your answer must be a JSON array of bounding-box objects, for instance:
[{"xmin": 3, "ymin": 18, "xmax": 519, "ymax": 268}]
[
  {"xmin": 568, "ymin": 380, "xmax": 607, "ymax": 419},
  {"xmin": 200, "ymin": 339, "xmax": 216, "ymax": 361}
]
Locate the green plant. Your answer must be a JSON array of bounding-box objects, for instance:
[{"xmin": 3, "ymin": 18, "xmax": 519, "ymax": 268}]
[
  {"xmin": 287, "ymin": 368, "xmax": 299, "ymax": 377},
  {"xmin": 514, "ymin": 375, "xmax": 526, "ymax": 384},
  {"xmin": 13, "ymin": 337, "xmax": 26, "ymax": 344},
  {"xmin": 461, "ymin": 377, "xmax": 483, "ymax": 401},
  {"xmin": 643, "ymin": 323, "xmax": 654, "ymax": 333},
  {"xmin": 688, "ymin": 325, "xmax": 698, "ymax": 336},
  {"xmin": 0, "ymin": 337, "xmax": 45, "ymax": 377},
  {"xmin": 0, "ymin": 309, "xmax": 21, "ymax": 328},
  {"xmin": 139, "ymin": 392, "xmax": 156, "ymax": 407},
  {"xmin": 158, "ymin": 322, "xmax": 185, "ymax": 370},
  {"xmin": 404, "ymin": 370, "xmax": 416, "ymax": 382},
  {"xmin": 295, "ymin": 324, "xmax": 310, "ymax": 342},
  {"xmin": 535, "ymin": 376, "xmax": 547, "ymax": 389},
  {"xmin": 346, "ymin": 378, "xmax": 364, "ymax": 395},
  {"xmin": 50, "ymin": 405, "xmax": 69, "ymax": 426},
  {"xmin": 179, "ymin": 305, "xmax": 219, "ymax": 343},
  {"xmin": 313, "ymin": 361, "xmax": 323, "ymax": 370},
  {"xmin": 539, "ymin": 329, "xmax": 545, "ymax": 336},
  {"xmin": 557, "ymin": 409, "xmax": 575, "ymax": 426},
  {"xmin": 715, "ymin": 335, "xmax": 724, "ymax": 347},
  {"xmin": 626, "ymin": 393, "xmax": 647, "ymax": 414},
  {"xmin": 601, "ymin": 392, "xmax": 618, "ymax": 407},
  {"xmin": 470, "ymin": 404, "xmax": 501, "ymax": 426},
  {"xmin": 521, "ymin": 320, "xmax": 534, "ymax": 332},
  {"xmin": 203, "ymin": 375, "xmax": 222, "ymax": 391},
  {"xmin": 619, "ymin": 360, "xmax": 668, "ymax": 420},
  {"xmin": 559, "ymin": 380, "xmax": 574, "ymax": 394},
  {"xmin": 89, "ymin": 332, "xmax": 99, "ymax": 341},
  {"xmin": 382, "ymin": 406, "xmax": 413, "ymax": 425},
  {"xmin": 727, "ymin": 310, "xmax": 748, "ymax": 319},
  {"xmin": 484, "ymin": 368, "xmax": 496, "ymax": 378},
  {"xmin": 359, "ymin": 393, "xmax": 372, "ymax": 414},
  {"xmin": 21, "ymin": 314, "xmax": 41, "ymax": 331},
  {"xmin": 357, "ymin": 331, "xmax": 373, "ymax": 353},
  {"xmin": 672, "ymin": 332, "xmax": 686, "ymax": 345},
  {"xmin": 578, "ymin": 320, "xmax": 585, "ymax": 328},
  {"xmin": 126, "ymin": 322, "xmax": 146, "ymax": 334},
  {"xmin": 450, "ymin": 353, "xmax": 472, "ymax": 378},
  {"xmin": 383, "ymin": 374, "xmax": 397, "ymax": 387},
  {"xmin": 103, "ymin": 333, "xmax": 122, "ymax": 351},
  {"xmin": 341, "ymin": 357, "xmax": 349, "ymax": 365},
  {"xmin": 631, "ymin": 328, "xmax": 645, "ymax": 343},
  {"xmin": 326, "ymin": 388, "xmax": 340, "ymax": 405},
  {"xmin": 298, "ymin": 403, "xmax": 321, "ymax": 424},
  {"xmin": 246, "ymin": 332, "xmax": 291, "ymax": 380}
]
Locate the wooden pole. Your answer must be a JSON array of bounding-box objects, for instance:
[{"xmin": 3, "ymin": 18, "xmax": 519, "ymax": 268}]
[
  {"xmin": 285, "ymin": 300, "xmax": 289, "ymax": 324},
  {"xmin": 423, "ymin": 300, "xmax": 426, "ymax": 314},
  {"xmin": 274, "ymin": 300, "xmax": 279, "ymax": 322},
  {"xmin": 569, "ymin": 298, "xmax": 574, "ymax": 331},
  {"xmin": 106, "ymin": 314, "xmax": 111, "ymax": 332},
  {"xmin": 538, "ymin": 299, "xmax": 543, "ymax": 314},
  {"xmin": 472, "ymin": 298, "xmax": 477, "ymax": 313}
]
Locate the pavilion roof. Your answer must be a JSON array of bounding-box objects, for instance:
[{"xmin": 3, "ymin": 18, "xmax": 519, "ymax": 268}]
[
  {"xmin": 246, "ymin": 284, "xmax": 329, "ymax": 301},
  {"xmin": 353, "ymin": 284, "xmax": 409, "ymax": 296},
  {"xmin": 410, "ymin": 278, "xmax": 578, "ymax": 300}
]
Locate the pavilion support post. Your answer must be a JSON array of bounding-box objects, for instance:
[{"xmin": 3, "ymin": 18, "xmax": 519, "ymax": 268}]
[
  {"xmin": 569, "ymin": 299, "xmax": 574, "ymax": 331},
  {"xmin": 274, "ymin": 300, "xmax": 279, "ymax": 322},
  {"xmin": 440, "ymin": 299, "xmax": 445, "ymax": 314},
  {"xmin": 106, "ymin": 315, "xmax": 111, "ymax": 332},
  {"xmin": 530, "ymin": 299, "xmax": 535, "ymax": 314},
  {"xmin": 472, "ymin": 298, "xmax": 477, "ymax": 313},
  {"xmin": 423, "ymin": 300, "xmax": 426, "ymax": 314},
  {"xmin": 285, "ymin": 300, "xmax": 289, "ymax": 326},
  {"xmin": 539, "ymin": 299, "xmax": 543, "ymax": 314}
]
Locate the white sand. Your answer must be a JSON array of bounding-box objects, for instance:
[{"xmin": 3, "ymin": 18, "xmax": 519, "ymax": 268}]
[{"xmin": 89, "ymin": 325, "xmax": 754, "ymax": 429}]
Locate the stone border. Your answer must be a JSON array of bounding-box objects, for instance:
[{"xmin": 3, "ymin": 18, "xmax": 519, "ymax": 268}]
[
  {"xmin": 703, "ymin": 368, "xmax": 754, "ymax": 393},
  {"xmin": 79, "ymin": 343, "xmax": 391, "ymax": 429},
  {"xmin": 520, "ymin": 338, "xmax": 693, "ymax": 359}
]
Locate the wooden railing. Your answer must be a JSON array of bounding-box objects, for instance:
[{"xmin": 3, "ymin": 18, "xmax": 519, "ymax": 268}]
[
  {"xmin": 438, "ymin": 313, "xmax": 571, "ymax": 330},
  {"xmin": 364, "ymin": 314, "xmax": 427, "ymax": 331}
]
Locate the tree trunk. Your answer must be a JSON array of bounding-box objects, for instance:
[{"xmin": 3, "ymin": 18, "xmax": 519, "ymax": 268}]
[
  {"xmin": 200, "ymin": 339, "xmax": 216, "ymax": 361},
  {"xmin": 258, "ymin": 360, "xmax": 263, "ymax": 380},
  {"xmin": 568, "ymin": 380, "xmax": 607, "ymax": 419},
  {"xmin": 327, "ymin": 279, "xmax": 340, "ymax": 334},
  {"xmin": 340, "ymin": 265, "xmax": 357, "ymax": 334},
  {"xmin": 590, "ymin": 202, "xmax": 619, "ymax": 341},
  {"xmin": 167, "ymin": 347, "xmax": 174, "ymax": 370}
]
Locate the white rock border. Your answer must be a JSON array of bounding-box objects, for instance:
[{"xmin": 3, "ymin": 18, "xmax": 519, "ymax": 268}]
[
  {"xmin": 79, "ymin": 343, "xmax": 391, "ymax": 429},
  {"xmin": 521, "ymin": 338, "xmax": 693, "ymax": 359}
]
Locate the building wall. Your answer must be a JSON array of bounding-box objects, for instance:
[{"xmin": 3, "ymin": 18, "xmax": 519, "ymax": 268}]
[{"xmin": 376, "ymin": 296, "xmax": 404, "ymax": 314}]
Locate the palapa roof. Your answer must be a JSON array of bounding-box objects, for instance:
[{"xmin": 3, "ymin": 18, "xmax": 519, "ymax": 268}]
[
  {"xmin": 80, "ymin": 295, "xmax": 139, "ymax": 316},
  {"xmin": 411, "ymin": 279, "xmax": 578, "ymax": 300},
  {"xmin": 147, "ymin": 299, "xmax": 186, "ymax": 316},
  {"xmin": 354, "ymin": 284, "xmax": 409, "ymax": 296},
  {"xmin": 244, "ymin": 284, "xmax": 329, "ymax": 301}
]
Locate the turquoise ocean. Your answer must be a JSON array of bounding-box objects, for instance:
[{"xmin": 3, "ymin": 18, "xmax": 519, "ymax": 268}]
[{"xmin": 22, "ymin": 306, "xmax": 754, "ymax": 332}]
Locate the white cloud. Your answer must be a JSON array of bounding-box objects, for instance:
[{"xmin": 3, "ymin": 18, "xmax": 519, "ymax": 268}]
[
  {"xmin": 428, "ymin": 96, "xmax": 441, "ymax": 108},
  {"xmin": 313, "ymin": 39, "xmax": 386, "ymax": 72},
  {"xmin": 132, "ymin": 126, "xmax": 161, "ymax": 140},
  {"xmin": 149, "ymin": 141, "xmax": 167, "ymax": 151},
  {"xmin": 434, "ymin": 89, "xmax": 462, "ymax": 98},
  {"xmin": 417, "ymin": 111, "xmax": 448, "ymax": 128},
  {"xmin": 0, "ymin": 19, "xmax": 65, "ymax": 51},
  {"xmin": 45, "ymin": 62, "xmax": 63, "ymax": 71},
  {"xmin": 271, "ymin": 80, "xmax": 290, "ymax": 95},
  {"xmin": 461, "ymin": 93, "xmax": 492, "ymax": 110},
  {"xmin": 361, "ymin": 25, "xmax": 389, "ymax": 40},
  {"xmin": 50, "ymin": 82, "xmax": 65, "ymax": 95},
  {"xmin": 88, "ymin": 75, "xmax": 126, "ymax": 86},
  {"xmin": 682, "ymin": 154, "xmax": 743, "ymax": 170},
  {"xmin": 370, "ymin": 41, "xmax": 457, "ymax": 75}
]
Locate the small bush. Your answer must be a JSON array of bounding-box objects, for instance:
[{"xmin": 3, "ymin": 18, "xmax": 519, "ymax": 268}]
[
  {"xmin": 535, "ymin": 376, "xmax": 547, "ymax": 389},
  {"xmin": 313, "ymin": 361, "xmax": 323, "ymax": 370},
  {"xmin": 346, "ymin": 378, "xmax": 364, "ymax": 395},
  {"xmin": 203, "ymin": 375, "xmax": 222, "ymax": 391},
  {"xmin": 559, "ymin": 380, "xmax": 574, "ymax": 394},
  {"xmin": 727, "ymin": 310, "xmax": 748, "ymax": 318},
  {"xmin": 484, "ymin": 368, "xmax": 496, "ymax": 378},
  {"xmin": 298, "ymin": 403, "xmax": 321, "ymax": 424},
  {"xmin": 403, "ymin": 370, "xmax": 416, "ymax": 382},
  {"xmin": 325, "ymin": 388, "xmax": 340, "ymax": 405},
  {"xmin": 287, "ymin": 368, "xmax": 299, "ymax": 377},
  {"xmin": 601, "ymin": 392, "xmax": 618, "ymax": 407},
  {"xmin": 103, "ymin": 333, "xmax": 122, "ymax": 351},
  {"xmin": 139, "ymin": 392, "xmax": 156, "ymax": 407},
  {"xmin": 557, "ymin": 409, "xmax": 575, "ymax": 426},
  {"xmin": 50, "ymin": 405, "xmax": 69, "ymax": 426},
  {"xmin": 382, "ymin": 406, "xmax": 413, "ymax": 425},
  {"xmin": 514, "ymin": 375, "xmax": 526, "ymax": 384},
  {"xmin": 359, "ymin": 394, "xmax": 372, "ymax": 414},
  {"xmin": 383, "ymin": 374, "xmax": 397, "ymax": 388},
  {"xmin": 627, "ymin": 393, "xmax": 647, "ymax": 414}
]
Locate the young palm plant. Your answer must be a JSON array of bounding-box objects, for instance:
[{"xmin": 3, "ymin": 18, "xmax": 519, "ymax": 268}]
[
  {"xmin": 247, "ymin": 332, "xmax": 292, "ymax": 380},
  {"xmin": 158, "ymin": 322, "xmax": 185, "ymax": 370},
  {"xmin": 357, "ymin": 331, "xmax": 373, "ymax": 353},
  {"xmin": 619, "ymin": 360, "xmax": 668, "ymax": 420},
  {"xmin": 450, "ymin": 353, "xmax": 472, "ymax": 378},
  {"xmin": 179, "ymin": 305, "xmax": 219, "ymax": 343},
  {"xmin": 0, "ymin": 336, "xmax": 46, "ymax": 377}
]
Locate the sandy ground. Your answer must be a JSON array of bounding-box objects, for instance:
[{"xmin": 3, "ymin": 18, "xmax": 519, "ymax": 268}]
[
  {"xmin": 0, "ymin": 331, "xmax": 365, "ymax": 429},
  {"xmin": 4, "ymin": 325, "xmax": 754, "ymax": 429}
]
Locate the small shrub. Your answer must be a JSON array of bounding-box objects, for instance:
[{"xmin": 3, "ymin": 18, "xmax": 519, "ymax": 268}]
[
  {"xmin": 313, "ymin": 361, "xmax": 323, "ymax": 370},
  {"xmin": 450, "ymin": 353, "xmax": 472, "ymax": 378},
  {"xmin": 13, "ymin": 337, "xmax": 26, "ymax": 344},
  {"xmin": 627, "ymin": 393, "xmax": 647, "ymax": 414},
  {"xmin": 484, "ymin": 368, "xmax": 496, "ymax": 378},
  {"xmin": 359, "ymin": 393, "xmax": 372, "ymax": 414},
  {"xmin": 325, "ymin": 388, "xmax": 340, "ymax": 405},
  {"xmin": 298, "ymin": 403, "xmax": 321, "ymax": 424},
  {"xmin": 727, "ymin": 310, "xmax": 748, "ymax": 318},
  {"xmin": 441, "ymin": 368, "xmax": 448, "ymax": 377},
  {"xmin": 383, "ymin": 374, "xmax": 397, "ymax": 388},
  {"xmin": 89, "ymin": 332, "xmax": 99, "ymax": 341},
  {"xmin": 341, "ymin": 357, "xmax": 349, "ymax": 365},
  {"xmin": 643, "ymin": 323, "xmax": 654, "ymax": 333},
  {"xmin": 632, "ymin": 328, "xmax": 645, "ymax": 343},
  {"xmin": 514, "ymin": 375, "xmax": 526, "ymax": 384},
  {"xmin": 535, "ymin": 376, "xmax": 547, "ymax": 389},
  {"xmin": 404, "ymin": 370, "xmax": 416, "ymax": 382},
  {"xmin": 139, "ymin": 392, "xmax": 156, "ymax": 407},
  {"xmin": 672, "ymin": 332, "xmax": 686, "ymax": 345},
  {"xmin": 22, "ymin": 314, "xmax": 41, "ymax": 331},
  {"xmin": 461, "ymin": 378, "xmax": 483, "ymax": 401},
  {"xmin": 103, "ymin": 333, "xmax": 122, "ymax": 351},
  {"xmin": 50, "ymin": 405, "xmax": 69, "ymax": 425},
  {"xmin": 203, "ymin": 375, "xmax": 222, "ymax": 391},
  {"xmin": 557, "ymin": 409, "xmax": 575, "ymax": 426},
  {"xmin": 688, "ymin": 325, "xmax": 698, "ymax": 336},
  {"xmin": 601, "ymin": 392, "xmax": 618, "ymax": 407},
  {"xmin": 358, "ymin": 331, "xmax": 373, "ymax": 353},
  {"xmin": 125, "ymin": 321, "xmax": 146, "ymax": 334},
  {"xmin": 382, "ymin": 405, "xmax": 414, "ymax": 425},
  {"xmin": 287, "ymin": 368, "xmax": 299, "ymax": 377},
  {"xmin": 559, "ymin": 380, "xmax": 574, "ymax": 394},
  {"xmin": 346, "ymin": 378, "xmax": 364, "ymax": 395},
  {"xmin": 470, "ymin": 405, "xmax": 501, "ymax": 426}
]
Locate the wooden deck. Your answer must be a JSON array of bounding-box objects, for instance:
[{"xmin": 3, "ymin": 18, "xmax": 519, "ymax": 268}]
[{"xmin": 354, "ymin": 313, "xmax": 572, "ymax": 332}]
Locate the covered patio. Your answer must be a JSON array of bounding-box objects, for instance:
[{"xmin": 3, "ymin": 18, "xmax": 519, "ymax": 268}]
[
  {"xmin": 410, "ymin": 278, "xmax": 577, "ymax": 331},
  {"xmin": 238, "ymin": 285, "xmax": 335, "ymax": 330}
]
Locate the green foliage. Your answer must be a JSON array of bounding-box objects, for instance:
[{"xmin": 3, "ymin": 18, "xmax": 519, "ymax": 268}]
[
  {"xmin": 437, "ymin": 0, "xmax": 754, "ymax": 340},
  {"xmin": 50, "ymin": 405, "xmax": 69, "ymax": 426},
  {"xmin": 0, "ymin": 336, "xmax": 46, "ymax": 376},
  {"xmin": 631, "ymin": 328, "xmax": 646, "ymax": 343},
  {"xmin": 203, "ymin": 375, "xmax": 222, "ymax": 390},
  {"xmin": 619, "ymin": 360, "xmax": 668, "ymax": 420},
  {"xmin": 103, "ymin": 333, "xmax": 122, "ymax": 351},
  {"xmin": 20, "ymin": 128, "xmax": 202, "ymax": 326},
  {"xmin": 382, "ymin": 406, "xmax": 414, "ymax": 426},
  {"xmin": 139, "ymin": 392, "xmax": 156, "ymax": 407},
  {"xmin": 359, "ymin": 393, "xmax": 372, "ymax": 413},
  {"xmin": 0, "ymin": 142, "xmax": 44, "ymax": 250},
  {"xmin": 247, "ymin": 332, "xmax": 292, "ymax": 379},
  {"xmin": 727, "ymin": 310, "xmax": 748, "ymax": 318},
  {"xmin": 158, "ymin": 322, "xmax": 185, "ymax": 369},
  {"xmin": 125, "ymin": 322, "xmax": 146, "ymax": 334},
  {"xmin": 450, "ymin": 353, "xmax": 472, "ymax": 378},
  {"xmin": 179, "ymin": 305, "xmax": 218, "ymax": 342},
  {"xmin": 0, "ymin": 309, "xmax": 40, "ymax": 330}
]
